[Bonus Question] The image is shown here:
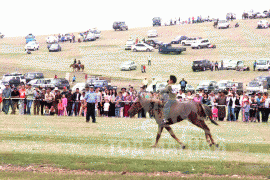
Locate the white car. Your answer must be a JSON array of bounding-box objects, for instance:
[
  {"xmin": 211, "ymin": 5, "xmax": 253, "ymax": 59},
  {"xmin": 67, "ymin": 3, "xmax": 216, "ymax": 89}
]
[
  {"xmin": 256, "ymin": 58, "xmax": 270, "ymax": 71},
  {"xmin": 125, "ymin": 39, "xmax": 135, "ymax": 50},
  {"xmin": 147, "ymin": 30, "xmax": 158, "ymax": 38},
  {"xmin": 120, "ymin": 61, "xmax": 137, "ymax": 71},
  {"xmin": 191, "ymin": 39, "xmax": 211, "ymax": 49},
  {"xmin": 46, "ymin": 36, "xmax": 58, "ymax": 43},
  {"xmin": 181, "ymin": 37, "xmax": 202, "ymax": 46},
  {"xmin": 217, "ymin": 20, "xmax": 230, "ymax": 29},
  {"xmin": 257, "ymin": 13, "xmax": 267, "ymax": 18},
  {"xmin": 131, "ymin": 43, "xmax": 154, "ymax": 52},
  {"xmin": 257, "ymin": 20, "xmax": 269, "ymax": 29},
  {"xmin": 72, "ymin": 83, "xmax": 86, "ymax": 92},
  {"xmin": 28, "ymin": 78, "xmax": 55, "ymax": 89},
  {"xmin": 146, "ymin": 82, "xmax": 167, "ymax": 92},
  {"xmin": 217, "ymin": 80, "xmax": 231, "ymax": 91},
  {"xmin": 89, "ymin": 28, "xmax": 101, "ymax": 39},
  {"xmin": 84, "ymin": 32, "xmax": 96, "ymax": 41},
  {"xmin": 25, "ymin": 41, "xmax": 39, "ymax": 51}
]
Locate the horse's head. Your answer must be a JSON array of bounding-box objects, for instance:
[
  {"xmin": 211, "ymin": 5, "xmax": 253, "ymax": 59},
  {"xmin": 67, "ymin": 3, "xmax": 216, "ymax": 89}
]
[{"xmin": 128, "ymin": 99, "xmax": 143, "ymax": 117}]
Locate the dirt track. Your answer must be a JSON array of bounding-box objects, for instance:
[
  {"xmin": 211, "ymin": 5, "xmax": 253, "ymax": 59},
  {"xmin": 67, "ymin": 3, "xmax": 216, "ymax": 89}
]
[{"xmin": 0, "ymin": 164, "xmax": 266, "ymax": 179}]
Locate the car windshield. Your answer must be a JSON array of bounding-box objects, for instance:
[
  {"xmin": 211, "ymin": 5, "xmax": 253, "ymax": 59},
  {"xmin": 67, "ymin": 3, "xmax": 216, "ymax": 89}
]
[
  {"xmin": 219, "ymin": 20, "xmax": 227, "ymax": 23},
  {"xmin": 51, "ymin": 79, "xmax": 60, "ymax": 84},
  {"xmin": 25, "ymin": 74, "xmax": 35, "ymax": 78},
  {"xmin": 249, "ymin": 82, "xmax": 260, "ymax": 87},
  {"xmin": 122, "ymin": 62, "xmax": 131, "ymax": 66},
  {"xmin": 199, "ymin": 81, "xmax": 211, "ymax": 86},
  {"xmin": 193, "ymin": 61, "xmax": 202, "ymax": 64},
  {"xmin": 93, "ymin": 81, "xmax": 107, "ymax": 86},
  {"xmin": 257, "ymin": 60, "xmax": 267, "ymax": 65},
  {"xmin": 51, "ymin": 44, "xmax": 58, "ymax": 48},
  {"xmin": 218, "ymin": 83, "xmax": 227, "ymax": 87}
]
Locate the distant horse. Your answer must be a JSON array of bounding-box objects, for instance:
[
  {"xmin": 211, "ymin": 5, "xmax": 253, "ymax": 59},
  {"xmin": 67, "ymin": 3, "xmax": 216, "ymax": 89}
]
[
  {"xmin": 70, "ymin": 64, "xmax": 84, "ymax": 72},
  {"xmin": 128, "ymin": 95, "xmax": 219, "ymax": 149},
  {"xmin": 213, "ymin": 21, "xmax": 218, "ymax": 28}
]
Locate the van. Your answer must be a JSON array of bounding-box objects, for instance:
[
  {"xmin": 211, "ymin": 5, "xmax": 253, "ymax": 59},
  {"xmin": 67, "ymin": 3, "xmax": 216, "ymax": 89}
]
[{"xmin": 256, "ymin": 59, "xmax": 270, "ymax": 71}]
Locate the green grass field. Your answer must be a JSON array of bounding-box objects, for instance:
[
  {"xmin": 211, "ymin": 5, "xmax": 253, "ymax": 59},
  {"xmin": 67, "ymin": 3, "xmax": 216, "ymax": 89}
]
[{"xmin": 0, "ymin": 115, "xmax": 269, "ymax": 179}]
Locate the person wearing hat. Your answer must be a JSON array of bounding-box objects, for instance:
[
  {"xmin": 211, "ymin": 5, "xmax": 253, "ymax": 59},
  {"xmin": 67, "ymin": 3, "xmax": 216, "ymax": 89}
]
[
  {"xmin": 11, "ymin": 87, "xmax": 20, "ymax": 114},
  {"xmin": 160, "ymin": 75, "xmax": 177, "ymax": 125},
  {"xmin": 2, "ymin": 83, "xmax": 11, "ymax": 114},
  {"xmin": 84, "ymin": 85, "xmax": 98, "ymax": 123},
  {"xmin": 25, "ymin": 84, "xmax": 34, "ymax": 115}
]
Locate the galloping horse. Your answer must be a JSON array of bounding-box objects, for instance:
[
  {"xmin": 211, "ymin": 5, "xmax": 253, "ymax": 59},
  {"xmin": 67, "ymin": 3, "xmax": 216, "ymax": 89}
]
[
  {"xmin": 128, "ymin": 95, "xmax": 219, "ymax": 149},
  {"xmin": 70, "ymin": 64, "xmax": 84, "ymax": 72}
]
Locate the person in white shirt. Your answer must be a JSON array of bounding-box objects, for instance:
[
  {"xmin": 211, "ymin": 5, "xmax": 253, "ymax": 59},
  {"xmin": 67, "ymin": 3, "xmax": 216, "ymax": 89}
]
[
  {"xmin": 226, "ymin": 92, "xmax": 237, "ymax": 121},
  {"xmin": 142, "ymin": 78, "xmax": 148, "ymax": 88},
  {"xmin": 177, "ymin": 90, "xmax": 185, "ymax": 99},
  {"xmin": 103, "ymin": 99, "xmax": 110, "ymax": 117}
]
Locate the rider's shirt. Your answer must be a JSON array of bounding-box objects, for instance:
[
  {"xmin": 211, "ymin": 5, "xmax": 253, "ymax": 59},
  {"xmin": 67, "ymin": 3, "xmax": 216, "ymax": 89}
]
[{"xmin": 160, "ymin": 85, "xmax": 176, "ymax": 100}]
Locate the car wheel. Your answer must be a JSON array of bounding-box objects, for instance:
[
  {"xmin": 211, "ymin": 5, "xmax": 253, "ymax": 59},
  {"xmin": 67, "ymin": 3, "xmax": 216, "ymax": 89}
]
[
  {"xmin": 33, "ymin": 48, "xmax": 36, "ymax": 51},
  {"xmin": 133, "ymin": 49, "xmax": 137, "ymax": 52},
  {"xmin": 128, "ymin": 68, "xmax": 131, "ymax": 71},
  {"xmin": 182, "ymin": 43, "xmax": 185, "ymax": 46},
  {"xmin": 198, "ymin": 46, "xmax": 202, "ymax": 49},
  {"xmin": 146, "ymin": 48, "xmax": 150, "ymax": 52}
]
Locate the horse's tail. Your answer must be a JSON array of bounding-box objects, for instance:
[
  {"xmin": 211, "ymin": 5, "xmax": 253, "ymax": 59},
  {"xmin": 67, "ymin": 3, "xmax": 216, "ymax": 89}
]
[{"xmin": 201, "ymin": 104, "xmax": 219, "ymax": 126}]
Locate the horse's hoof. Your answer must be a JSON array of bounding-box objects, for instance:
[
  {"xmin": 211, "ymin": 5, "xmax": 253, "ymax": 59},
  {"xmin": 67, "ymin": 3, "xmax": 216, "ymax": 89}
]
[
  {"xmin": 215, "ymin": 144, "xmax": 219, "ymax": 148},
  {"xmin": 182, "ymin": 146, "xmax": 186, "ymax": 149},
  {"xmin": 209, "ymin": 144, "xmax": 212, "ymax": 147},
  {"xmin": 150, "ymin": 145, "xmax": 157, "ymax": 148}
]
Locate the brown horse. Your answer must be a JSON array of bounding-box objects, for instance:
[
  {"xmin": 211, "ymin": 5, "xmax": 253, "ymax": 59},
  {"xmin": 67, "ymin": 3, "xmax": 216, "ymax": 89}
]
[
  {"xmin": 70, "ymin": 64, "xmax": 84, "ymax": 72},
  {"xmin": 128, "ymin": 95, "xmax": 219, "ymax": 149}
]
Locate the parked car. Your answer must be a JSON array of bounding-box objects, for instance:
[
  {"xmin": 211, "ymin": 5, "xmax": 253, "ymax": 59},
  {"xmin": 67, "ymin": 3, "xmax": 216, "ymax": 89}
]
[
  {"xmin": 90, "ymin": 80, "xmax": 109, "ymax": 91},
  {"xmin": 24, "ymin": 72, "xmax": 44, "ymax": 83},
  {"xmin": 257, "ymin": 20, "xmax": 269, "ymax": 29},
  {"xmin": 257, "ymin": 13, "xmax": 267, "ymax": 18},
  {"xmin": 217, "ymin": 80, "xmax": 232, "ymax": 91},
  {"xmin": 146, "ymin": 82, "xmax": 167, "ymax": 92},
  {"xmin": 24, "ymin": 41, "xmax": 39, "ymax": 51},
  {"xmin": 48, "ymin": 43, "xmax": 62, "ymax": 52},
  {"xmin": 89, "ymin": 28, "xmax": 101, "ymax": 39},
  {"xmin": 181, "ymin": 37, "xmax": 202, "ymax": 46},
  {"xmin": 171, "ymin": 84, "xmax": 195, "ymax": 93},
  {"xmin": 28, "ymin": 78, "xmax": 55, "ymax": 89},
  {"xmin": 50, "ymin": 78, "xmax": 70, "ymax": 89},
  {"xmin": 246, "ymin": 80, "xmax": 267, "ymax": 95},
  {"xmin": 171, "ymin": 35, "xmax": 188, "ymax": 44},
  {"xmin": 256, "ymin": 58, "xmax": 270, "ymax": 71},
  {"xmin": 145, "ymin": 39, "xmax": 163, "ymax": 48},
  {"xmin": 226, "ymin": 82, "xmax": 243, "ymax": 94},
  {"xmin": 254, "ymin": 76, "xmax": 270, "ymax": 89},
  {"xmin": 46, "ymin": 36, "xmax": 58, "ymax": 43},
  {"xmin": 147, "ymin": 30, "xmax": 158, "ymax": 38},
  {"xmin": 196, "ymin": 80, "xmax": 218, "ymax": 93},
  {"xmin": 152, "ymin": 17, "xmax": 161, "ymax": 26},
  {"xmin": 191, "ymin": 39, "xmax": 211, "ymax": 49},
  {"xmin": 25, "ymin": 33, "xmax": 35, "ymax": 43},
  {"xmin": 217, "ymin": 20, "xmax": 230, "ymax": 29},
  {"xmin": 120, "ymin": 61, "xmax": 137, "ymax": 71},
  {"xmin": 192, "ymin": 59, "xmax": 211, "ymax": 71},
  {"xmin": 125, "ymin": 39, "xmax": 135, "ymax": 50},
  {"xmin": 226, "ymin": 60, "xmax": 243, "ymax": 70},
  {"xmin": 131, "ymin": 43, "xmax": 154, "ymax": 52},
  {"xmin": 158, "ymin": 44, "xmax": 186, "ymax": 54},
  {"xmin": 235, "ymin": 61, "xmax": 250, "ymax": 71},
  {"xmin": 113, "ymin": 21, "xmax": 128, "ymax": 31},
  {"xmin": 2, "ymin": 74, "xmax": 26, "ymax": 87},
  {"xmin": 72, "ymin": 83, "xmax": 86, "ymax": 92}
]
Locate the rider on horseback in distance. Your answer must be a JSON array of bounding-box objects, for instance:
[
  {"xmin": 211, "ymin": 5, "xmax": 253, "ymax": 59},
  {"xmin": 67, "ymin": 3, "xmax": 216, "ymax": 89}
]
[
  {"xmin": 161, "ymin": 75, "xmax": 177, "ymax": 125},
  {"xmin": 73, "ymin": 58, "xmax": 77, "ymax": 64}
]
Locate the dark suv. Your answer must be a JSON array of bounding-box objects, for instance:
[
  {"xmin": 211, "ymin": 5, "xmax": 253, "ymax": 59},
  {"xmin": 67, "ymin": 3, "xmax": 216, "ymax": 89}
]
[
  {"xmin": 192, "ymin": 59, "xmax": 211, "ymax": 71},
  {"xmin": 113, "ymin": 22, "xmax": 128, "ymax": 31},
  {"xmin": 24, "ymin": 72, "xmax": 44, "ymax": 83},
  {"xmin": 50, "ymin": 78, "xmax": 70, "ymax": 89}
]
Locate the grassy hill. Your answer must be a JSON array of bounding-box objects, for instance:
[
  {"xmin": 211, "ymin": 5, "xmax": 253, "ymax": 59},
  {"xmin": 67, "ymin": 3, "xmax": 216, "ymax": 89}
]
[{"xmin": 1, "ymin": 19, "xmax": 270, "ymax": 88}]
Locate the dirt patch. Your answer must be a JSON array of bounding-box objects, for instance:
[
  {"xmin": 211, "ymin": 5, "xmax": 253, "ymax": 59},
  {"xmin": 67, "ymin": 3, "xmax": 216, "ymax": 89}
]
[{"xmin": 0, "ymin": 164, "xmax": 266, "ymax": 179}]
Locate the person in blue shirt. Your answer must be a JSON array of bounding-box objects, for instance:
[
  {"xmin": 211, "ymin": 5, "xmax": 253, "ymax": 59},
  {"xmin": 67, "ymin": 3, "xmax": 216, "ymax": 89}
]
[
  {"xmin": 84, "ymin": 85, "xmax": 98, "ymax": 123},
  {"xmin": 179, "ymin": 78, "xmax": 187, "ymax": 93},
  {"xmin": 2, "ymin": 83, "xmax": 11, "ymax": 114}
]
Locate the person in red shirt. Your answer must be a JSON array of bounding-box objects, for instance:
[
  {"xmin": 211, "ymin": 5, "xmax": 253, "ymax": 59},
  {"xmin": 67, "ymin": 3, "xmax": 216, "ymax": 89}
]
[{"xmin": 19, "ymin": 85, "xmax": 26, "ymax": 115}]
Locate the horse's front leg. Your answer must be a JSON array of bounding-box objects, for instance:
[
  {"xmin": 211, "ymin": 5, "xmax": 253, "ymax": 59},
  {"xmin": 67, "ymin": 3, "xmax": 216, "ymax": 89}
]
[
  {"xmin": 151, "ymin": 125, "xmax": 164, "ymax": 148},
  {"xmin": 165, "ymin": 126, "xmax": 185, "ymax": 149}
]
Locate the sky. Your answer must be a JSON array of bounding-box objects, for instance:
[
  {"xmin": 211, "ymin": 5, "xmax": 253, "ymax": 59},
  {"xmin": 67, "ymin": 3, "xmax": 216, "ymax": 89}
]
[{"xmin": 1, "ymin": 0, "xmax": 270, "ymax": 37}]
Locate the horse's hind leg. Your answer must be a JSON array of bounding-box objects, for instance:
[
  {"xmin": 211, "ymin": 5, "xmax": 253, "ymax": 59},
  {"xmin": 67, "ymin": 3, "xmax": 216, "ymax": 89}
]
[
  {"xmin": 151, "ymin": 125, "xmax": 164, "ymax": 148},
  {"xmin": 165, "ymin": 126, "xmax": 185, "ymax": 149}
]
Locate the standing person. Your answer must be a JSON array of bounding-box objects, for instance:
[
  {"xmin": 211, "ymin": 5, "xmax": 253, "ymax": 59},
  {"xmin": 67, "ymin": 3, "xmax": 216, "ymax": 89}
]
[
  {"xmin": 61, "ymin": 87, "xmax": 68, "ymax": 96},
  {"xmin": 72, "ymin": 75, "xmax": 76, "ymax": 83},
  {"xmin": 250, "ymin": 95, "xmax": 258, "ymax": 122},
  {"xmin": 201, "ymin": 93, "xmax": 210, "ymax": 105},
  {"xmin": 84, "ymin": 85, "xmax": 98, "ymax": 123},
  {"xmin": 19, "ymin": 84, "xmax": 26, "ymax": 115},
  {"xmin": 212, "ymin": 105, "xmax": 218, "ymax": 121},
  {"xmin": 57, "ymin": 99, "xmax": 64, "ymax": 116},
  {"xmin": 115, "ymin": 91, "xmax": 123, "ymax": 118},
  {"xmin": 215, "ymin": 61, "xmax": 219, "ymax": 71},
  {"xmin": 214, "ymin": 90, "xmax": 227, "ymax": 121},
  {"xmin": 72, "ymin": 88, "xmax": 81, "ymax": 116},
  {"xmin": 234, "ymin": 93, "xmax": 241, "ymax": 121},
  {"xmin": 161, "ymin": 75, "xmax": 177, "ymax": 124},
  {"xmin": 211, "ymin": 61, "xmax": 214, "ymax": 71},
  {"xmin": 253, "ymin": 60, "xmax": 257, "ymax": 71},
  {"xmin": 2, "ymin": 84, "xmax": 11, "ymax": 114},
  {"xmin": 44, "ymin": 88, "xmax": 55, "ymax": 109},
  {"xmin": 242, "ymin": 96, "xmax": 250, "ymax": 122},
  {"xmin": 62, "ymin": 94, "xmax": 68, "ymax": 116},
  {"xmin": 142, "ymin": 78, "xmax": 148, "ymax": 88},
  {"xmin": 226, "ymin": 92, "xmax": 236, "ymax": 121},
  {"xmin": 179, "ymin": 78, "xmax": 187, "ymax": 93},
  {"xmin": 152, "ymin": 78, "xmax": 157, "ymax": 92},
  {"xmin": 33, "ymin": 87, "xmax": 41, "ymax": 115},
  {"xmin": 26, "ymin": 84, "xmax": 34, "ymax": 115},
  {"xmin": 11, "ymin": 87, "xmax": 20, "ymax": 115},
  {"xmin": 262, "ymin": 92, "xmax": 269, "ymax": 122},
  {"xmin": 193, "ymin": 93, "xmax": 202, "ymax": 103},
  {"xmin": 103, "ymin": 99, "xmax": 110, "ymax": 117},
  {"xmin": 53, "ymin": 88, "xmax": 62, "ymax": 114},
  {"xmin": 221, "ymin": 60, "xmax": 224, "ymax": 70},
  {"xmin": 148, "ymin": 55, "xmax": 152, "ymax": 65},
  {"xmin": 143, "ymin": 65, "xmax": 146, "ymax": 73},
  {"xmin": 256, "ymin": 93, "xmax": 265, "ymax": 122},
  {"xmin": 66, "ymin": 89, "xmax": 73, "ymax": 116},
  {"xmin": 72, "ymin": 34, "xmax": 75, "ymax": 43},
  {"xmin": 141, "ymin": 65, "xmax": 144, "ymax": 73},
  {"xmin": 123, "ymin": 92, "xmax": 132, "ymax": 117},
  {"xmin": 39, "ymin": 88, "xmax": 46, "ymax": 115}
]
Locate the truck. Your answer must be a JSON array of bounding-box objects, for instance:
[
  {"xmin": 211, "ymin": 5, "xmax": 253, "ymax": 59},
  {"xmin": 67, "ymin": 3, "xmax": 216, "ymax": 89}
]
[
  {"xmin": 158, "ymin": 44, "xmax": 186, "ymax": 54},
  {"xmin": 256, "ymin": 58, "xmax": 270, "ymax": 71},
  {"xmin": 246, "ymin": 80, "xmax": 267, "ymax": 95}
]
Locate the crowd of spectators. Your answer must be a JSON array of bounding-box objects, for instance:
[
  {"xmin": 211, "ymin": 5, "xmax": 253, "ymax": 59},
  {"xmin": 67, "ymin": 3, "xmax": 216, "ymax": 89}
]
[{"xmin": 0, "ymin": 81, "xmax": 269, "ymax": 123}]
